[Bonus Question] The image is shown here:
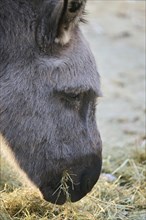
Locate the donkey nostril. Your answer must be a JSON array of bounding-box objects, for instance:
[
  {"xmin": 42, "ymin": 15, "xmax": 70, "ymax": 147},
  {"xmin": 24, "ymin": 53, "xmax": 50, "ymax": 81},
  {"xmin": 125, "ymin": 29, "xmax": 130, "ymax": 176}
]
[
  {"xmin": 81, "ymin": 174, "xmax": 93, "ymax": 195},
  {"xmin": 80, "ymin": 159, "xmax": 102, "ymax": 196},
  {"xmin": 86, "ymin": 178, "xmax": 91, "ymax": 191}
]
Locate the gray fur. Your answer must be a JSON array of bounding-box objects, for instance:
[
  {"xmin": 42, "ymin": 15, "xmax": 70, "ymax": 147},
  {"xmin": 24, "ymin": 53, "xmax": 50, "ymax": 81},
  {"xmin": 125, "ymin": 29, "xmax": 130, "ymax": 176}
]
[{"xmin": 0, "ymin": 0, "xmax": 102, "ymax": 204}]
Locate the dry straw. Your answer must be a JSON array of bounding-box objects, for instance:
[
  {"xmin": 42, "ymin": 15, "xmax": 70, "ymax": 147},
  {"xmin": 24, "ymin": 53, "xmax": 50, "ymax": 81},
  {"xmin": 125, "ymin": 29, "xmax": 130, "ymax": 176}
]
[{"xmin": 0, "ymin": 146, "xmax": 146, "ymax": 220}]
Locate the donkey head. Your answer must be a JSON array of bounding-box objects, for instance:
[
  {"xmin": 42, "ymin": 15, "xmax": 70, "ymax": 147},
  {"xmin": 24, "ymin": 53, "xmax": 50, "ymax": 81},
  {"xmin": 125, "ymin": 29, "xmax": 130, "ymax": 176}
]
[{"xmin": 0, "ymin": 0, "xmax": 102, "ymax": 204}]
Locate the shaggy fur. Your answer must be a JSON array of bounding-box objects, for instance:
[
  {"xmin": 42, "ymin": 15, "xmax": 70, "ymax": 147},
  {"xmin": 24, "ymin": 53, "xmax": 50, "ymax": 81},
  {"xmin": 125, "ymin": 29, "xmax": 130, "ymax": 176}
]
[{"xmin": 0, "ymin": 0, "xmax": 102, "ymax": 204}]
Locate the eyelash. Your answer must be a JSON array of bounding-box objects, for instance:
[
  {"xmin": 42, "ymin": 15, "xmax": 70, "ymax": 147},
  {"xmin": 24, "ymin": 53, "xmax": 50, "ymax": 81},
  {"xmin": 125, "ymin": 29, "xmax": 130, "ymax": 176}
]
[
  {"xmin": 68, "ymin": 1, "xmax": 88, "ymax": 24},
  {"xmin": 80, "ymin": 10, "xmax": 88, "ymax": 24}
]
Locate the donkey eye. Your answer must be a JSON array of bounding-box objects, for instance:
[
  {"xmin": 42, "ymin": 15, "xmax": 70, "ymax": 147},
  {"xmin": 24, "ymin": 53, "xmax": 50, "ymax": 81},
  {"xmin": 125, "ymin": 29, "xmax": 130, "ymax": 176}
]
[
  {"xmin": 63, "ymin": 93, "xmax": 82, "ymax": 101},
  {"xmin": 69, "ymin": 2, "xmax": 82, "ymax": 13}
]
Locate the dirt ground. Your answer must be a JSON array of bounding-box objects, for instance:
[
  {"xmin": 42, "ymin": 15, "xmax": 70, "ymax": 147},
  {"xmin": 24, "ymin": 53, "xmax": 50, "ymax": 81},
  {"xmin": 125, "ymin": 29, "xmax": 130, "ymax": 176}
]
[{"xmin": 81, "ymin": 0, "xmax": 145, "ymax": 158}]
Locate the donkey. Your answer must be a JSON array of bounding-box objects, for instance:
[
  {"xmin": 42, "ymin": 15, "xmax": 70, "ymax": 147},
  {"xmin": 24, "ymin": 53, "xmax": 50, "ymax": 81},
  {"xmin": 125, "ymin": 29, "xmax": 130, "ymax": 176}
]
[{"xmin": 0, "ymin": 0, "xmax": 102, "ymax": 205}]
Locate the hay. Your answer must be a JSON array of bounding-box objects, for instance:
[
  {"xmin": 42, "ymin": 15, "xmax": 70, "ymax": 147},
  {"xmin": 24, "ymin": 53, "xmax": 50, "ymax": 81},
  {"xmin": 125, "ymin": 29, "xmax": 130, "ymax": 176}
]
[
  {"xmin": 0, "ymin": 147, "xmax": 146, "ymax": 220},
  {"xmin": 52, "ymin": 170, "xmax": 74, "ymax": 203}
]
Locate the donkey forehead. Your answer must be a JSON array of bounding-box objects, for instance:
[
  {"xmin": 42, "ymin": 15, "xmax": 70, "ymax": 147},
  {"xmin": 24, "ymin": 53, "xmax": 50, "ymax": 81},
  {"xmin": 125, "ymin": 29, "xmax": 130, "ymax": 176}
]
[
  {"xmin": 39, "ymin": 56, "xmax": 101, "ymax": 96},
  {"xmin": 38, "ymin": 35, "xmax": 101, "ymax": 96}
]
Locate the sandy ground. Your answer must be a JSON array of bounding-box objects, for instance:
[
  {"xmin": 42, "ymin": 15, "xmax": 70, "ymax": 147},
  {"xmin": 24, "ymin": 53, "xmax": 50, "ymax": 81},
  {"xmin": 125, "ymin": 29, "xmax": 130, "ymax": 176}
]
[{"xmin": 81, "ymin": 0, "xmax": 145, "ymax": 159}]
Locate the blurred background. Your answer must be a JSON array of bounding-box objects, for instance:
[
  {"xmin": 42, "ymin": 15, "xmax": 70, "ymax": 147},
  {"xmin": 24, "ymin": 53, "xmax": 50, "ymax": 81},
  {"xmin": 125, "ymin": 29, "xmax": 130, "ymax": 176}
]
[{"xmin": 81, "ymin": 0, "xmax": 145, "ymax": 159}]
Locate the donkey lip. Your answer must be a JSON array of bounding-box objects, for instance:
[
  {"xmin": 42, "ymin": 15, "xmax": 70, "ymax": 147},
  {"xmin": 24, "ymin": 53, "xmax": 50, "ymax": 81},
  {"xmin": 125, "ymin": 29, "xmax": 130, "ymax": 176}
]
[
  {"xmin": 40, "ymin": 186, "xmax": 66, "ymax": 205},
  {"xmin": 41, "ymin": 188, "xmax": 85, "ymax": 205},
  {"xmin": 40, "ymin": 182, "xmax": 84, "ymax": 205},
  {"xmin": 40, "ymin": 181, "xmax": 92, "ymax": 205}
]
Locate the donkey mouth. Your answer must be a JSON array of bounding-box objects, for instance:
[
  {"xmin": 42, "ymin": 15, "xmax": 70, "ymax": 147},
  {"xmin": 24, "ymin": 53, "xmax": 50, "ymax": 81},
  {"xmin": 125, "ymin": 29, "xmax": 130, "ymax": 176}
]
[
  {"xmin": 40, "ymin": 181, "xmax": 88, "ymax": 205},
  {"xmin": 40, "ymin": 184, "xmax": 84, "ymax": 205},
  {"xmin": 40, "ymin": 175, "xmax": 84, "ymax": 205},
  {"xmin": 40, "ymin": 163, "xmax": 101, "ymax": 205}
]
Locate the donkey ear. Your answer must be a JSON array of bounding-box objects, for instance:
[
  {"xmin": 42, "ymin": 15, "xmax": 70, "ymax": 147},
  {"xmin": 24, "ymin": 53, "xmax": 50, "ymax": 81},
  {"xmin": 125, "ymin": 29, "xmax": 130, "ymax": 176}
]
[
  {"xmin": 55, "ymin": 0, "xmax": 87, "ymax": 45},
  {"xmin": 35, "ymin": 1, "xmax": 64, "ymax": 50},
  {"xmin": 36, "ymin": 0, "xmax": 87, "ymax": 49}
]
